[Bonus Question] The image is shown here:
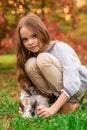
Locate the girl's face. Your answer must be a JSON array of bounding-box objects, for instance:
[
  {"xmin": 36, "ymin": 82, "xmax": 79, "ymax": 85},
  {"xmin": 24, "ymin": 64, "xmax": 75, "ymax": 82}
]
[{"xmin": 20, "ymin": 26, "xmax": 44, "ymax": 53}]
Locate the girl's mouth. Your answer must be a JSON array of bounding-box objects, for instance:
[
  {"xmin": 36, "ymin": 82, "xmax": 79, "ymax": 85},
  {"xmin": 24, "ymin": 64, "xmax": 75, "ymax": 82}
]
[{"xmin": 29, "ymin": 46, "xmax": 38, "ymax": 50}]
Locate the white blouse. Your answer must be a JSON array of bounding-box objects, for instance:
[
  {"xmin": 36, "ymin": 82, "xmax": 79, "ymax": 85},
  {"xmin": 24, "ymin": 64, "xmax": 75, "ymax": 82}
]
[
  {"xmin": 20, "ymin": 41, "xmax": 87, "ymax": 100},
  {"xmin": 45, "ymin": 41, "xmax": 87, "ymax": 98}
]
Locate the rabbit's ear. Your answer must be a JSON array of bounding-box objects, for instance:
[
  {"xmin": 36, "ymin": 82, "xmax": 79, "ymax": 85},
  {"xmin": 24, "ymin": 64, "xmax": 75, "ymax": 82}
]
[
  {"xmin": 32, "ymin": 101, "xmax": 38, "ymax": 109},
  {"xmin": 19, "ymin": 102, "xmax": 25, "ymax": 111}
]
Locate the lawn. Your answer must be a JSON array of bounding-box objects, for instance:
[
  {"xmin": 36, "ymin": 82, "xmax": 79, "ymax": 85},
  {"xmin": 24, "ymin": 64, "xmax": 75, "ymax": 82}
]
[{"xmin": 0, "ymin": 55, "xmax": 87, "ymax": 130}]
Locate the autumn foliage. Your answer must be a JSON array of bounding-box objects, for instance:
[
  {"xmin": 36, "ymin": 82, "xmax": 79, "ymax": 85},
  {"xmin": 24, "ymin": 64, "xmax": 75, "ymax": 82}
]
[
  {"xmin": 0, "ymin": 0, "xmax": 87, "ymax": 65},
  {"xmin": 43, "ymin": 15, "xmax": 87, "ymax": 65}
]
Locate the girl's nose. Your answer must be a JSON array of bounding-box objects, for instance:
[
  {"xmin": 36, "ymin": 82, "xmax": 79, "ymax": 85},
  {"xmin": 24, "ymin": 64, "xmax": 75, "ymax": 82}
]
[{"xmin": 28, "ymin": 38, "xmax": 33, "ymax": 45}]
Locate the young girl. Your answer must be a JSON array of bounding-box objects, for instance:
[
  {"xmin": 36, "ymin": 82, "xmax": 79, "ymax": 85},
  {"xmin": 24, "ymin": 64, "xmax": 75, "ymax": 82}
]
[{"xmin": 16, "ymin": 13, "xmax": 87, "ymax": 118}]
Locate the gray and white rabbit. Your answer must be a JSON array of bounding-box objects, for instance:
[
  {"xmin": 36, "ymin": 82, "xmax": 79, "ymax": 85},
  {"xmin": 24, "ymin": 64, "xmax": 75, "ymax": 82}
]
[{"xmin": 20, "ymin": 94, "xmax": 49, "ymax": 118}]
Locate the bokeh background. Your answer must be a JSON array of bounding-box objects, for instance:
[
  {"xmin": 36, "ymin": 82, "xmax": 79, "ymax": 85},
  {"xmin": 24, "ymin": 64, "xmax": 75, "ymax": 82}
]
[{"xmin": 0, "ymin": 0, "xmax": 87, "ymax": 65}]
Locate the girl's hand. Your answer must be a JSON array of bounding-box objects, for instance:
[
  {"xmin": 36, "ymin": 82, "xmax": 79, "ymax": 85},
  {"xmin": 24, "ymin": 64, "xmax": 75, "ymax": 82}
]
[
  {"xmin": 18, "ymin": 107, "xmax": 23, "ymax": 115},
  {"xmin": 36, "ymin": 106, "xmax": 56, "ymax": 118},
  {"xmin": 36, "ymin": 92, "xmax": 69, "ymax": 118},
  {"xmin": 18, "ymin": 98, "xmax": 28, "ymax": 115}
]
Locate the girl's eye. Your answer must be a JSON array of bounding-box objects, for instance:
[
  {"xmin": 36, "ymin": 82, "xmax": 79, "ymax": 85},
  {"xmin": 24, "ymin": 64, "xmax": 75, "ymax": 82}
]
[
  {"xmin": 22, "ymin": 38, "xmax": 27, "ymax": 43},
  {"xmin": 32, "ymin": 34, "xmax": 37, "ymax": 38}
]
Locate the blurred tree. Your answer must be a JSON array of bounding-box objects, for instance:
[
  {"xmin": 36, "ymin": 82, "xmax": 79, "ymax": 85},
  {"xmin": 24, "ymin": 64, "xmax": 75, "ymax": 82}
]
[{"xmin": 0, "ymin": 0, "xmax": 87, "ymax": 64}]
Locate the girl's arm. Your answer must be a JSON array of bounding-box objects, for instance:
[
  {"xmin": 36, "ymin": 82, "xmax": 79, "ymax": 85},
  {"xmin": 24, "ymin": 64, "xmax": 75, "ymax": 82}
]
[
  {"xmin": 50, "ymin": 91, "xmax": 68, "ymax": 114},
  {"xmin": 36, "ymin": 91, "xmax": 68, "ymax": 117}
]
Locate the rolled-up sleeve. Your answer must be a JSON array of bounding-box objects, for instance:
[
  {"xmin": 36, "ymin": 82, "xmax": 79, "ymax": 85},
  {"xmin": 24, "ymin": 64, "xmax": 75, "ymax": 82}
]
[
  {"xmin": 20, "ymin": 86, "xmax": 38, "ymax": 101},
  {"xmin": 20, "ymin": 90, "xmax": 30, "ymax": 101}
]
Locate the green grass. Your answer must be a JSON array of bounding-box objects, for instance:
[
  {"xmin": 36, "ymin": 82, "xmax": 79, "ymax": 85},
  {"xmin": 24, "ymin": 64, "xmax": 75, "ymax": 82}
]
[
  {"xmin": 0, "ymin": 55, "xmax": 87, "ymax": 130},
  {"xmin": 0, "ymin": 54, "xmax": 16, "ymax": 64},
  {"xmin": 1, "ymin": 91, "xmax": 87, "ymax": 130},
  {"xmin": 0, "ymin": 54, "xmax": 16, "ymax": 70}
]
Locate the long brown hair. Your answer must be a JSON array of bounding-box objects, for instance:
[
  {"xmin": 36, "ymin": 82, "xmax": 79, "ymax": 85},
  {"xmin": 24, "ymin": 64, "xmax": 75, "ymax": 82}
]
[{"xmin": 16, "ymin": 13, "xmax": 50, "ymax": 94}]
